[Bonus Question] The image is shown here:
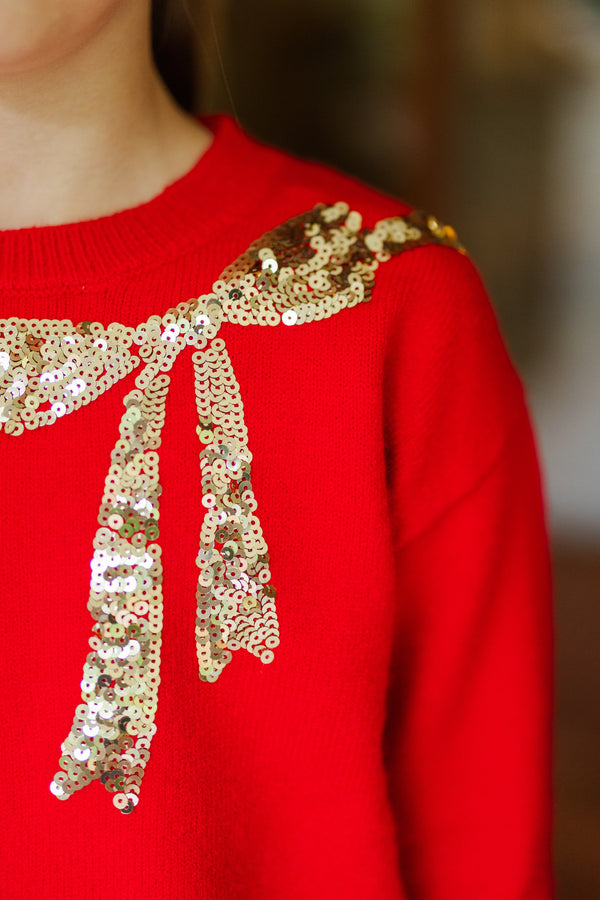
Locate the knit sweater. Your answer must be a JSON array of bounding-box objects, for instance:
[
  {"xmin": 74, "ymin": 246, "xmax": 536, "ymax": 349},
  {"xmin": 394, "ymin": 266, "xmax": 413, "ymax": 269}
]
[{"xmin": 0, "ymin": 114, "xmax": 553, "ymax": 899}]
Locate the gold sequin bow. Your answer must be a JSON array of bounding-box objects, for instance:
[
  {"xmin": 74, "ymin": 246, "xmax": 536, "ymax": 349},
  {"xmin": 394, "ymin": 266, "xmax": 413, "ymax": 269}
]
[{"xmin": 0, "ymin": 203, "xmax": 462, "ymax": 813}]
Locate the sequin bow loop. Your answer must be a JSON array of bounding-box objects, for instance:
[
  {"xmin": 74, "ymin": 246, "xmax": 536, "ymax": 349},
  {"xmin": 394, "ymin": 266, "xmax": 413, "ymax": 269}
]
[{"xmin": 0, "ymin": 201, "xmax": 463, "ymax": 814}]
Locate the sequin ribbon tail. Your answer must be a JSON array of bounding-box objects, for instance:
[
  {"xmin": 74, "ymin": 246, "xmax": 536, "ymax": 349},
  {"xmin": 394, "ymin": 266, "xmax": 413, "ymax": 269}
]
[
  {"xmin": 193, "ymin": 340, "xmax": 279, "ymax": 682},
  {"xmin": 49, "ymin": 369, "xmax": 172, "ymax": 813}
]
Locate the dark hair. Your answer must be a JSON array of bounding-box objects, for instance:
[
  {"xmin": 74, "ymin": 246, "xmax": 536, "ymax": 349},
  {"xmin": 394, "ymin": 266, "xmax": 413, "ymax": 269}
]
[{"xmin": 151, "ymin": 0, "xmax": 199, "ymax": 112}]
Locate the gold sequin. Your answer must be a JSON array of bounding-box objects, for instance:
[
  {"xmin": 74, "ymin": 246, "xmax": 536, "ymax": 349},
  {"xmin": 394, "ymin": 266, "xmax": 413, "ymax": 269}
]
[{"xmin": 0, "ymin": 203, "xmax": 463, "ymax": 812}]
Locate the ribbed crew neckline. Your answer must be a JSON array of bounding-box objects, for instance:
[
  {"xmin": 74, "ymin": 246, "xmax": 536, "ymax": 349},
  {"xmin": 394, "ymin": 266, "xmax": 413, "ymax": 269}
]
[{"xmin": 0, "ymin": 114, "xmax": 278, "ymax": 289}]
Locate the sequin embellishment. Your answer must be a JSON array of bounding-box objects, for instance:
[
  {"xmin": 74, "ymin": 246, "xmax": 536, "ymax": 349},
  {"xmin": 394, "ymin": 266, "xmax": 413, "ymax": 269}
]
[{"xmin": 0, "ymin": 203, "xmax": 463, "ymax": 813}]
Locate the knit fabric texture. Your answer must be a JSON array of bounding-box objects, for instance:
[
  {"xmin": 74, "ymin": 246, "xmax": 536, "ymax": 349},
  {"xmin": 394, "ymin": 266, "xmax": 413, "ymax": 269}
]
[{"xmin": 0, "ymin": 114, "xmax": 553, "ymax": 899}]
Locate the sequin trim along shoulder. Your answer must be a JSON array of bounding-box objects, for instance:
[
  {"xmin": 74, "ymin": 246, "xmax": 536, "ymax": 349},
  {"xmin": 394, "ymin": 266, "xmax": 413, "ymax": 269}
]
[{"xmin": 0, "ymin": 203, "xmax": 463, "ymax": 813}]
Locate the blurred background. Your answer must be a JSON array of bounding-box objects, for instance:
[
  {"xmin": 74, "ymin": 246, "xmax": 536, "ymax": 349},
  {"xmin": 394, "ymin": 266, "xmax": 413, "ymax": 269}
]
[{"xmin": 155, "ymin": 1, "xmax": 599, "ymax": 894}]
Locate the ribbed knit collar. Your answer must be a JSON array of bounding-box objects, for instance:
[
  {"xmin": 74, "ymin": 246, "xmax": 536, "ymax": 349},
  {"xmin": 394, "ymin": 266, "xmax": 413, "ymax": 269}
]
[{"xmin": 0, "ymin": 114, "xmax": 279, "ymax": 290}]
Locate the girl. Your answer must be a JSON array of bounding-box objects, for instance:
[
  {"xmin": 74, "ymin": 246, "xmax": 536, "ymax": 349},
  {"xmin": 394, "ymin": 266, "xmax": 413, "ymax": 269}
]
[{"xmin": 0, "ymin": 2, "xmax": 553, "ymax": 898}]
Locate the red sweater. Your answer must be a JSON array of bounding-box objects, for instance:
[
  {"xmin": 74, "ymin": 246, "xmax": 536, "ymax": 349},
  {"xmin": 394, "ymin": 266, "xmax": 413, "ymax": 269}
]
[{"xmin": 0, "ymin": 114, "xmax": 553, "ymax": 899}]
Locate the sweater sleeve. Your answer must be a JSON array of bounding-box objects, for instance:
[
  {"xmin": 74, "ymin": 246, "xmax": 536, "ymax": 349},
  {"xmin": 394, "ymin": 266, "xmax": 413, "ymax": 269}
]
[{"xmin": 380, "ymin": 244, "xmax": 554, "ymax": 899}]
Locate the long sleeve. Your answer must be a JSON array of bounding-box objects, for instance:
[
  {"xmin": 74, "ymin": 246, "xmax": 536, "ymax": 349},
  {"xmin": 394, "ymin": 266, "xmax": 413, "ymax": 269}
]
[{"xmin": 381, "ymin": 244, "xmax": 554, "ymax": 898}]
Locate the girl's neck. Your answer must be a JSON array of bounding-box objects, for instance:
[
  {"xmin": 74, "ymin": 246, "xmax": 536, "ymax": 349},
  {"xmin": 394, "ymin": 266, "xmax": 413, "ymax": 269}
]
[{"xmin": 0, "ymin": 2, "xmax": 211, "ymax": 230}]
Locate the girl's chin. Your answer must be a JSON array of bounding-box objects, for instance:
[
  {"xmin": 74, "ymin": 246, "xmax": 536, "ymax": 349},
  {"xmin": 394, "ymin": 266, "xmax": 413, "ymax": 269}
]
[{"xmin": 0, "ymin": 0, "xmax": 136, "ymax": 79}]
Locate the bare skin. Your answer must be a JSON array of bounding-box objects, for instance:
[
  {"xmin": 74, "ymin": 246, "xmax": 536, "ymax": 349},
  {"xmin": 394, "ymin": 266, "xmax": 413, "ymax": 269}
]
[{"xmin": 0, "ymin": 0, "xmax": 212, "ymax": 229}]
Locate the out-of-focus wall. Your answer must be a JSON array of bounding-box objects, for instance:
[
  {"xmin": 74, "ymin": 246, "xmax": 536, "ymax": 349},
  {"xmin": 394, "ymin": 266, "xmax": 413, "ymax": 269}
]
[{"xmin": 529, "ymin": 34, "xmax": 600, "ymax": 543}]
